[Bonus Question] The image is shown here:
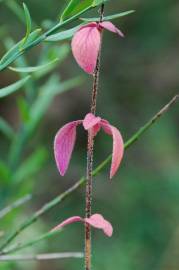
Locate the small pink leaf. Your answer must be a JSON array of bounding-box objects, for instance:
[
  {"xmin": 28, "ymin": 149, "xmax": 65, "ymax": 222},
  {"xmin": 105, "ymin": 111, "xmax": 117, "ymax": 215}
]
[
  {"xmin": 101, "ymin": 121, "xmax": 124, "ymax": 179},
  {"xmin": 99, "ymin": 21, "xmax": 124, "ymax": 37},
  {"xmin": 54, "ymin": 121, "xmax": 81, "ymax": 176},
  {"xmin": 85, "ymin": 214, "xmax": 113, "ymax": 237},
  {"xmin": 83, "ymin": 113, "xmax": 101, "ymax": 137},
  {"xmin": 71, "ymin": 23, "xmax": 101, "ymax": 74},
  {"xmin": 83, "ymin": 113, "xmax": 101, "ymax": 130},
  {"xmin": 51, "ymin": 216, "xmax": 83, "ymax": 232}
]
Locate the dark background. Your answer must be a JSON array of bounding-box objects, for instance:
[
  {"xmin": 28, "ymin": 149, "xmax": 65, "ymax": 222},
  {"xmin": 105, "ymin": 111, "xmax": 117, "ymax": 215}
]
[{"xmin": 0, "ymin": 0, "xmax": 179, "ymax": 269}]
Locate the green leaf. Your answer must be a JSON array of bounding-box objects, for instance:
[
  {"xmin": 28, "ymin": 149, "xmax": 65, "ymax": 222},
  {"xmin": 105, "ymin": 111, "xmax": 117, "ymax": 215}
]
[
  {"xmin": 45, "ymin": 25, "xmax": 82, "ymax": 42},
  {"xmin": 9, "ymin": 58, "xmax": 59, "ymax": 73},
  {"xmin": 0, "ymin": 29, "xmax": 41, "ymax": 70},
  {"xmin": 92, "ymin": 0, "xmax": 107, "ymax": 6},
  {"xmin": 13, "ymin": 147, "xmax": 48, "ymax": 183},
  {"xmin": 0, "ymin": 117, "xmax": 14, "ymax": 140},
  {"xmin": 0, "ymin": 0, "xmax": 105, "ymax": 71},
  {"xmin": 81, "ymin": 10, "xmax": 135, "ymax": 22},
  {"xmin": 27, "ymin": 75, "xmax": 83, "ymax": 136},
  {"xmin": 22, "ymin": 3, "xmax": 32, "ymax": 45},
  {"xmin": 60, "ymin": 0, "xmax": 94, "ymax": 22},
  {"xmin": 17, "ymin": 97, "xmax": 30, "ymax": 123},
  {"xmin": 0, "ymin": 76, "xmax": 30, "ymax": 98},
  {"xmin": 0, "ymin": 161, "xmax": 11, "ymax": 184},
  {"xmin": 34, "ymin": 45, "xmax": 70, "ymax": 79}
]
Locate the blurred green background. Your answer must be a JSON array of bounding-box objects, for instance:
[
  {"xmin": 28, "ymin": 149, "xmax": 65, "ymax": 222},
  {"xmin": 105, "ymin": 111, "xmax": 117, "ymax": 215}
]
[{"xmin": 0, "ymin": 0, "xmax": 179, "ymax": 269}]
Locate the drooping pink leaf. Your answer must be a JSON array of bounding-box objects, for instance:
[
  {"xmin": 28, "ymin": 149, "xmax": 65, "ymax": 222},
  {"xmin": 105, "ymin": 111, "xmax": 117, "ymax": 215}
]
[
  {"xmin": 71, "ymin": 23, "xmax": 101, "ymax": 74},
  {"xmin": 51, "ymin": 213, "xmax": 113, "ymax": 237},
  {"xmin": 85, "ymin": 214, "xmax": 113, "ymax": 237},
  {"xmin": 101, "ymin": 121, "xmax": 124, "ymax": 179},
  {"xmin": 51, "ymin": 216, "xmax": 83, "ymax": 232},
  {"xmin": 54, "ymin": 121, "xmax": 81, "ymax": 176},
  {"xmin": 99, "ymin": 21, "xmax": 124, "ymax": 37}
]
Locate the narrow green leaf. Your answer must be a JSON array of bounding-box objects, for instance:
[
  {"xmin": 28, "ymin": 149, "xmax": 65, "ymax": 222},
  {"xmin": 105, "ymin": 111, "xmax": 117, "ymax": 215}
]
[
  {"xmin": 27, "ymin": 75, "xmax": 83, "ymax": 136},
  {"xmin": 13, "ymin": 147, "xmax": 48, "ymax": 183},
  {"xmin": 3, "ymin": 230, "xmax": 62, "ymax": 254},
  {"xmin": 9, "ymin": 58, "xmax": 59, "ymax": 73},
  {"xmin": 0, "ymin": 76, "xmax": 30, "ymax": 98},
  {"xmin": 0, "ymin": 117, "xmax": 14, "ymax": 140},
  {"xmin": 81, "ymin": 10, "xmax": 135, "ymax": 22},
  {"xmin": 0, "ymin": 161, "xmax": 11, "ymax": 184},
  {"xmin": 38, "ymin": 75, "xmax": 83, "ymax": 97},
  {"xmin": 34, "ymin": 45, "xmax": 70, "ymax": 79},
  {"xmin": 45, "ymin": 25, "xmax": 82, "ymax": 42},
  {"xmin": 4, "ymin": 37, "xmax": 36, "ymax": 100},
  {"xmin": 22, "ymin": 3, "xmax": 32, "ymax": 45},
  {"xmin": 17, "ymin": 97, "xmax": 30, "ymax": 123},
  {"xmin": 60, "ymin": 0, "xmax": 93, "ymax": 22},
  {"xmin": 0, "ymin": 29, "xmax": 41, "ymax": 69}
]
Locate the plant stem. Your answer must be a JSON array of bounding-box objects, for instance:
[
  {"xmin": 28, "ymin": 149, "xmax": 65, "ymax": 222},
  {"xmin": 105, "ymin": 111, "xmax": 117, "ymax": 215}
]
[
  {"xmin": 0, "ymin": 94, "xmax": 178, "ymax": 253},
  {"xmin": 85, "ymin": 4, "xmax": 104, "ymax": 270},
  {"xmin": 0, "ymin": 194, "xmax": 32, "ymax": 220},
  {"xmin": 0, "ymin": 252, "xmax": 83, "ymax": 261},
  {"xmin": 1, "ymin": 230, "xmax": 62, "ymax": 255},
  {"xmin": 0, "ymin": 3, "xmax": 104, "ymax": 71}
]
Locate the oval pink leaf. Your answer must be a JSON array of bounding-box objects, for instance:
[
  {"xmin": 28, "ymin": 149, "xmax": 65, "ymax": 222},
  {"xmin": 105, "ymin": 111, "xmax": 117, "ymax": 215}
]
[
  {"xmin": 100, "ymin": 21, "xmax": 124, "ymax": 37},
  {"xmin": 85, "ymin": 214, "xmax": 113, "ymax": 237},
  {"xmin": 54, "ymin": 121, "xmax": 81, "ymax": 176},
  {"xmin": 101, "ymin": 122, "xmax": 124, "ymax": 178},
  {"xmin": 51, "ymin": 216, "xmax": 83, "ymax": 232},
  {"xmin": 71, "ymin": 23, "xmax": 101, "ymax": 74}
]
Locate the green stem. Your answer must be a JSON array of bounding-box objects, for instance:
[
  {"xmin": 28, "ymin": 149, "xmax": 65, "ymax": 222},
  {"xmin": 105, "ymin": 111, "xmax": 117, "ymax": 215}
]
[
  {"xmin": 1, "ymin": 230, "xmax": 62, "ymax": 255},
  {"xmin": 0, "ymin": 194, "xmax": 32, "ymax": 220},
  {"xmin": 0, "ymin": 252, "xmax": 83, "ymax": 261},
  {"xmin": 0, "ymin": 94, "xmax": 178, "ymax": 252},
  {"xmin": 0, "ymin": 4, "xmax": 100, "ymax": 71}
]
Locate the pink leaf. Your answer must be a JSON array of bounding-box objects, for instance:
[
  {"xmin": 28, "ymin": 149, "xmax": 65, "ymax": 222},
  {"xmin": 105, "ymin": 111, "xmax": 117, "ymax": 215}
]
[
  {"xmin": 85, "ymin": 214, "xmax": 113, "ymax": 237},
  {"xmin": 99, "ymin": 21, "xmax": 124, "ymax": 37},
  {"xmin": 51, "ymin": 214, "xmax": 113, "ymax": 237},
  {"xmin": 54, "ymin": 121, "xmax": 81, "ymax": 176},
  {"xmin": 51, "ymin": 216, "xmax": 83, "ymax": 232},
  {"xmin": 101, "ymin": 121, "xmax": 124, "ymax": 178},
  {"xmin": 83, "ymin": 113, "xmax": 101, "ymax": 130},
  {"xmin": 71, "ymin": 23, "xmax": 101, "ymax": 74}
]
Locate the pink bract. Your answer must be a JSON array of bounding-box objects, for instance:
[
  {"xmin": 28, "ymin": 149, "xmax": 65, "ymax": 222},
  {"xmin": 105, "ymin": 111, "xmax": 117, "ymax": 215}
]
[
  {"xmin": 51, "ymin": 213, "xmax": 113, "ymax": 237},
  {"xmin": 71, "ymin": 21, "xmax": 124, "ymax": 74},
  {"xmin": 54, "ymin": 113, "xmax": 124, "ymax": 178}
]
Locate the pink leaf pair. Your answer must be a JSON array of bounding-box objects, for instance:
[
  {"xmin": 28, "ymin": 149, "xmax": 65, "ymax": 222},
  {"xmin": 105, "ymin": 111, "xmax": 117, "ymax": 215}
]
[
  {"xmin": 54, "ymin": 113, "xmax": 124, "ymax": 178},
  {"xmin": 51, "ymin": 213, "xmax": 113, "ymax": 237},
  {"xmin": 71, "ymin": 21, "xmax": 124, "ymax": 74}
]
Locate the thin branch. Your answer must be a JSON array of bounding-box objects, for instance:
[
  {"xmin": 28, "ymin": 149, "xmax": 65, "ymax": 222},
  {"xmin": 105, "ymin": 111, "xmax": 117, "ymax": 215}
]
[
  {"xmin": 0, "ymin": 194, "xmax": 32, "ymax": 220},
  {"xmin": 0, "ymin": 94, "xmax": 178, "ymax": 253},
  {"xmin": 1, "ymin": 230, "xmax": 62, "ymax": 255},
  {"xmin": 0, "ymin": 252, "xmax": 83, "ymax": 261},
  {"xmin": 85, "ymin": 4, "xmax": 104, "ymax": 270},
  {"xmin": 0, "ymin": 3, "xmax": 102, "ymax": 71}
]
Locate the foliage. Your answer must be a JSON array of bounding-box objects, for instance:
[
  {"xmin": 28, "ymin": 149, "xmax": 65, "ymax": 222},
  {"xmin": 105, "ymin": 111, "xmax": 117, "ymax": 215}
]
[{"xmin": 0, "ymin": 0, "xmax": 179, "ymax": 270}]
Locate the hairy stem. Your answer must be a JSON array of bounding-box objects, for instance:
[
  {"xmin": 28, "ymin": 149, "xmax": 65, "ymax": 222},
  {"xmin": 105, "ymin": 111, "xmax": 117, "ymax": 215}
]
[
  {"xmin": 0, "ymin": 95, "xmax": 178, "ymax": 253},
  {"xmin": 85, "ymin": 4, "xmax": 104, "ymax": 270}
]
